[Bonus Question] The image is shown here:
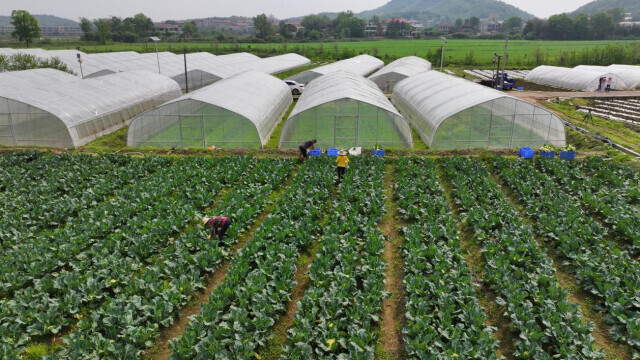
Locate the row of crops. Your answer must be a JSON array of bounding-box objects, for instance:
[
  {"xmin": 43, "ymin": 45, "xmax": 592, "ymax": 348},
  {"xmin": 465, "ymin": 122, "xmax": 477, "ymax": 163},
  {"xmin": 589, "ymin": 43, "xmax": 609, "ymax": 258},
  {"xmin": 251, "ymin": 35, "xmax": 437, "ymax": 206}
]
[{"xmin": 0, "ymin": 151, "xmax": 638, "ymax": 359}]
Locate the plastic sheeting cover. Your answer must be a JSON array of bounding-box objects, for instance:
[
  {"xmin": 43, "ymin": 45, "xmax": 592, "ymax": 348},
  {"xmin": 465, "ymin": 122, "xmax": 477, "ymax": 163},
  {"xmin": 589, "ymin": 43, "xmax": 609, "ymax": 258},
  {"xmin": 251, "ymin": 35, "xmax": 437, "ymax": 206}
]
[
  {"xmin": 368, "ymin": 56, "xmax": 431, "ymax": 92},
  {"xmin": 287, "ymin": 55, "xmax": 383, "ymax": 84},
  {"xmin": 392, "ymin": 71, "xmax": 566, "ymax": 149},
  {"xmin": 128, "ymin": 71, "xmax": 292, "ymax": 148},
  {"xmin": 0, "ymin": 70, "xmax": 182, "ymax": 148},
  {"xmin": 575, "ymin": 64, "xmax": 640, "ymax": 90},
  {"xmin": 280, "ymin": 70, "xmax": 413, "ymax": 149},
  {"xmin": 526, "ymin": 65, "xmax": 626, "ymax": 91}
]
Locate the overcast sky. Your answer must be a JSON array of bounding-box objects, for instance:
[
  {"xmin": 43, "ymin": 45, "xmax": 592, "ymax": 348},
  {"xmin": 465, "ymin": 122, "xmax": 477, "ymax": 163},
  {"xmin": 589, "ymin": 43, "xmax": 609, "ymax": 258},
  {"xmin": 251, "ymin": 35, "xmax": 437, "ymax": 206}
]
[{"xmin": 0, "ymin": 0, "xmax": 595, "ymax": 21}]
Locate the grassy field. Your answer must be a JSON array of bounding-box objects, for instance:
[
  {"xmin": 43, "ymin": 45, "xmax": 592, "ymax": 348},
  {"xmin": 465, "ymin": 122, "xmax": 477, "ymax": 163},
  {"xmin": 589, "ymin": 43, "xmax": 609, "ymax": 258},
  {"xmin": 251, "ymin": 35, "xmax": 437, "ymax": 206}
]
[{"xmin": 33, "ymin": 39, "xmax": 640, "ymax": 67}]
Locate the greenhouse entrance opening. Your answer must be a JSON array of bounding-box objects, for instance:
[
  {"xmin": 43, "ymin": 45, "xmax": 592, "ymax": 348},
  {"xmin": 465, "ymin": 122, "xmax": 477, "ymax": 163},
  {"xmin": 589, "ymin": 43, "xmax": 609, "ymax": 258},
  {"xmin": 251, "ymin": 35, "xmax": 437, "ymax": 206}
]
[
  {"xmin": 334, "ymin": 115, "xmax": 359, "ymax": 148},
  {"xmin": 179, "ymin": 115, "xmax": 206, "ymax": 148}
]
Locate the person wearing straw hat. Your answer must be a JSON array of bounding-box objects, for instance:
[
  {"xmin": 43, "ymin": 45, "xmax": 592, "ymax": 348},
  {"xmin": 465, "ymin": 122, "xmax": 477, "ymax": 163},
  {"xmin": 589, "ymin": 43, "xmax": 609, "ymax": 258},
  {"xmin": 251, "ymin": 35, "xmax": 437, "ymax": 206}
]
[
  {"xmin": 202, "ymin": 216, "xmax": 232, "ymax": 244},
  {"xmin": 336, "ymin": 149, "xmax": 350, "ymax": 182}
]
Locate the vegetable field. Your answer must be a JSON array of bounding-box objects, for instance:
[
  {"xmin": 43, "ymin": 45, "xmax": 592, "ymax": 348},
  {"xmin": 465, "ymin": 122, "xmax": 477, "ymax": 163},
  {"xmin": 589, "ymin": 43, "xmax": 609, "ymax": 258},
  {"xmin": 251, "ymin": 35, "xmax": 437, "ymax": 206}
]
[{"xmin": 0, "ymin": 150, "xmax": 638, "ymax": 360}]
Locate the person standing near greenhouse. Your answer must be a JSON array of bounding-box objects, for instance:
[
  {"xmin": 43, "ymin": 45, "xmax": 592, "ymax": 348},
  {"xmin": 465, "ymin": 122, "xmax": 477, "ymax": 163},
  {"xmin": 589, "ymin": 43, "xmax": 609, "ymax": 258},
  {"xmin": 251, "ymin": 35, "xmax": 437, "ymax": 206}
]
[
  {"xmin": 336, "ymin": 150, "xmax": 349, "ymax": 182},
  {"xmin": 606, "ymin": 77, "xmax": 612, "ymax": 92},
  {"xmin": 202, "ymin": 216, "xmax": 232, "ymax": 244},
  {"xmin": 299, "ymin": 139, "xmax": 317, "ymax": 160}
]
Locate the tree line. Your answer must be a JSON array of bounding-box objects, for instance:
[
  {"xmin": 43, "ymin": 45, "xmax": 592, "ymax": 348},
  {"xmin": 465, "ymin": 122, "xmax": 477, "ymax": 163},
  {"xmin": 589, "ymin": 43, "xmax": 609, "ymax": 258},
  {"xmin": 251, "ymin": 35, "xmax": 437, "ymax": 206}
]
[
  {"xmin": 79, "ymin": 13, "xmax": 156, "ymax": 43},
  {"xmin": 523, "ymin": 8, "xmax": 639, "ymax": 40}
]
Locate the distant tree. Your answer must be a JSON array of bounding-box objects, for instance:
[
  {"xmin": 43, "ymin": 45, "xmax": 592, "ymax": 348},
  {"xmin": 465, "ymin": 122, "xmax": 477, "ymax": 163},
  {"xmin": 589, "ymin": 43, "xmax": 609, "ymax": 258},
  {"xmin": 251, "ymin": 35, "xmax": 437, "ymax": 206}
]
[
  {"xmin": 590, "ymin": 12, "xmax": 614, "ymax": 39},
  {"xmin": 501, "ymin": 16, "xmax": 523, "ymax": 34},
  {"xmin": 386, "ymin": 20, "xmax": 411, "ymax": 37},
  {"xmin": 308, "ymin": 30, "xmax": 323, "ymax": 40},
  {"xmin": 94, "ymin": 18, "xmax": 111, "ymax": 44},
  {"xmin": 523, "ymin": 18, "xmax": 548, "ymax": 40},
  {"xmin": 10, "ymin": 10, "xmax": 41, "ymax": 47},
  {"xmin": 301, "ymin": 14, "xmax": 329, "ymax": 32},
  {"xmin": 573, "ymin": 13, "xmax": 590, "ymax": 40},
  {"xmin": 181, "ymin": 22, "xmax": 199, "ymax": 38},
  {"xmin": 278, "ymin": 21, "xmax": 293, "ymax": 39},
  {"xmin": 165, "ymin": 20, "xmax": 178, "ymax": 25},
  {"xmin": 455, "ymin": 18, "xmax": 463, "ymax": 28},
  {"xmin": 334, "ymin": 11, "xmax": 365, "ymax": 38},
  {"xmin": 469, "ymin": 16, "xmax": 480, "ymax": 34},
  {"xmin": 131, "ymin": 13, "xmax": 154, "ymax": 38},
  {"xmin": 79, "ymin": 17, "xmax": 94, "ymax": 41},
  {"xmin": 548, "ymin": 13, "xmax": 574, "ymax": 40},
  {"xmin": 253, "ymin": 13, "xmax": 273, "ymax": 39}
]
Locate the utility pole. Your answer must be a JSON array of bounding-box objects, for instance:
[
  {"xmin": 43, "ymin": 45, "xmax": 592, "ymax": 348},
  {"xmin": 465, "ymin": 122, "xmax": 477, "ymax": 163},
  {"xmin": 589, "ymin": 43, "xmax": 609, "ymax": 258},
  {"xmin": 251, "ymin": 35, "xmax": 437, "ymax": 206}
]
[
  {"xmin": 183, "ymin": 47, "xmax": 189, "ymax": 93},
  {"xmin": 439, "ymin": 36, "xmax": 447, "ymax": 72},
  {"xmin": 150, "ymin": 36, "xmax": 161, "ymax": 74},
  {"xmin": 76, "ymin": 53, "xmax": 84, "ymax": 78},
  {"xmin": 500, "ymin": 38, "xmax": 508, "ymax": 91}
]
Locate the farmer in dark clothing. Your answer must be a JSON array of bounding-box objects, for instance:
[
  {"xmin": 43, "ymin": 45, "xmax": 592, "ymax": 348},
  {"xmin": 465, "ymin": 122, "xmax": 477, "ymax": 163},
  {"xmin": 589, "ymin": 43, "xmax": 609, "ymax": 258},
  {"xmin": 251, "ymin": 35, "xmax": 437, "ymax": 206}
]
[
  {"xmin": 202, "ymin": 216, "xmax": 232, "ymax": 244},
  {"xmin": 299, "ymin": 139, "xmax": 317, "ymax": 160}
]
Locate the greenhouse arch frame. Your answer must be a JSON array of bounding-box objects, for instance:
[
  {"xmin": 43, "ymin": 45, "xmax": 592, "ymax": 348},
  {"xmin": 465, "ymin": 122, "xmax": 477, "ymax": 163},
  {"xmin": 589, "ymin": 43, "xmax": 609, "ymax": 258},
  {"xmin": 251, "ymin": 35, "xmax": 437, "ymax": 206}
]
[
  {"xmin": 392, "ymin": 71, "xmax": 566, "ymax": 150},
  {"xmin": 279, "ymin": 71, "xmax": 413, "ymax": 149},
  {"xmin": 128, "ymin": 71, "xmax": 293, "ymax": 149},
  {"xmin": 0, "ymin": 70, "xmax": 182, "ymax": 148}
]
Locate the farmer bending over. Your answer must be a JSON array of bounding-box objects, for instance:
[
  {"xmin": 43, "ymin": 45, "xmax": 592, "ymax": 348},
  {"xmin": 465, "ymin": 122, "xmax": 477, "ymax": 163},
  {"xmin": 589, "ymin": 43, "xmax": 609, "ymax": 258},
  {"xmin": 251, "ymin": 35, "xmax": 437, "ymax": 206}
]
[
  {"xmin": 202, "ymin": 216, "xmax": 233, "ymax": 244},
  {"xmin": 299, "ymin": 139, "xmax": 317, "ymax": 160}
]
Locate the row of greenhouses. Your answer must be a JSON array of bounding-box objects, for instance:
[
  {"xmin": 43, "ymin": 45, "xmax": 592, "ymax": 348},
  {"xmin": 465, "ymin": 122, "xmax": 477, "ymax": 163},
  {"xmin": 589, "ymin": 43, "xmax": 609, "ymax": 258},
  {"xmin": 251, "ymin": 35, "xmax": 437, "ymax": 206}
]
[
  {"xmin": 0, "ymin": 56, "xmax": 567, "ymax": 150},
  {"xmin": 0, "ymin": 48, "xmax": 310, "ymax": 91},
  {"xmin": 525, "ymin": 64, "xmax": 640, "ymax": 91}
]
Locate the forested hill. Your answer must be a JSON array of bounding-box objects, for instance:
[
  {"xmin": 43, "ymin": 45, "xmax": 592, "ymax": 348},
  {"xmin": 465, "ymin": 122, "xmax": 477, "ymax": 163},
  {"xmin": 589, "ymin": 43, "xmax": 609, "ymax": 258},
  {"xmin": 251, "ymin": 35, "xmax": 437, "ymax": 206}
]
[
  {"xmin": 573, "ymin": 0, "xmax": 640, "ymax": 17},
  {"xmin": 0, "ymin": 14, "xmax": 78, "ymax": 26},
  {"xmin": 359, "ymin": 0, "xmax": 533, "ymax": 22}
]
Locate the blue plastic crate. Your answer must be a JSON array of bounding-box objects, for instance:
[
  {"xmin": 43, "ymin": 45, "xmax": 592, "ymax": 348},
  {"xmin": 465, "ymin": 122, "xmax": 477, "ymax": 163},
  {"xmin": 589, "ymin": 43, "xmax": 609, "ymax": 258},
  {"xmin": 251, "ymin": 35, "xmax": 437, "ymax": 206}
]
[
  {"xmin": 372, "ymin": 149, "xmax": 385, "ymax": 157},
  {"xmin": 327, "ymin": 148, "xmax": 339, "ymax": 157},
  {"xmin": 560, "ymin": 151, "xmax": 575, "ymax": 161},
  {"xmin": 540, "ymin": 150, "xmax": 555, "ymax": 159},
  {"xmin": 308, "ymin": 148, "xmax": 322, "ymax": 156},
  {"xmin": 519, "ymin": 147, "xmax": 534, "ymax": 159}
]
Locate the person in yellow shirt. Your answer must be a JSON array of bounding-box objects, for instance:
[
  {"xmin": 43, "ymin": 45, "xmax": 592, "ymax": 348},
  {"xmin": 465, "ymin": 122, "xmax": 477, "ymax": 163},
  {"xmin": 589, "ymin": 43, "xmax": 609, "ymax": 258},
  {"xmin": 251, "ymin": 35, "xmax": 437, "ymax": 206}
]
[{"xmin": 336, "ymin": 150, "xmax": 349, "ymax": 182}]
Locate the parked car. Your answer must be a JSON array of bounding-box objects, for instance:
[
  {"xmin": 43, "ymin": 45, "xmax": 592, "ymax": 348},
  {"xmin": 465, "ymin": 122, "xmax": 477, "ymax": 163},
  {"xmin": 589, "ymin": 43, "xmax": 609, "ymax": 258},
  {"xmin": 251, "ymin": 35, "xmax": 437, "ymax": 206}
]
[{"xmin": 285, "ymin": 80, "xmax": 305, "ymax": 95}]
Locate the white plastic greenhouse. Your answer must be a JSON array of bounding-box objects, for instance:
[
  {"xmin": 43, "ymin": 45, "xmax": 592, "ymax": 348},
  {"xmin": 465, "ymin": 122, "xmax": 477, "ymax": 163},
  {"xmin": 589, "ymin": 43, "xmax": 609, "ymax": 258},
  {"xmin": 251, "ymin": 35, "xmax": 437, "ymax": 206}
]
[
  {"xmin": 286, "ymin": 55, "xmax": 384, "ymax": 84},
  {"xmin": 525, "ymin": 65, "xmax": 626, "ymax": 91},
  {"xmin": 0, "ymin": 70, "xmax": 182, "ymax": 148},
  {"xmin": 392, "ymin": 71, "xmax": 566, "ymax": 150},
  {"xmin": 1, "ymin": 48, "xmax": 310, "ymax": 91},
  {"xmin": 368, "ymin": 56, "xmax": 432, "ymax": 93},
  {"xmin": 575, "ymin": 65, "xmax": 640, "ymax": 90},
  {"xmin": 279, "ymin": 71, "xmax": 413, "ymax": 149},
  {"xmin": 128, "ymin": 71, "xmax": 292, "ymax": 149}
]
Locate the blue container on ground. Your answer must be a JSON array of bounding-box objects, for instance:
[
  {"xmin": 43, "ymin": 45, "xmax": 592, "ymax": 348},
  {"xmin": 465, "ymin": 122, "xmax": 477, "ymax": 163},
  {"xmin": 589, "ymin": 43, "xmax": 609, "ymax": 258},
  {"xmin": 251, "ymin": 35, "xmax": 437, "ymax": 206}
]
[
  {"xmin": 308, "ymin": 148, "xmax": 322, "ymax": 156},
  {"xmin": 540, "ymin": 150, "xmax": 555, "ymax": 159},
  {"xmin": 327, "ymin": 148, "xmax": 339, "ymax": 157},
  {"xmin": 519, "ymin": 147, "xmax": 534, "ymax": 159},
  {"xmin": 372, "ymin": 149, "xmax": 385, "ymax": 157},
  {"xmin": 560, "ymin": 151, "xmax": 575, "ymax": 161}
]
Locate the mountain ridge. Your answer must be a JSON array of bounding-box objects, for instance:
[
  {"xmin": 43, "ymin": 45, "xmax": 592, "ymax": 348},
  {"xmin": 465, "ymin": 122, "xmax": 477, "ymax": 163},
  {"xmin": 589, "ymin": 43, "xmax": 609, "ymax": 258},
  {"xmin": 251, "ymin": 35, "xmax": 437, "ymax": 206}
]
[
  {"xmin": 0, "ymin": 14, "xmax": 78, "ymax": 27},
  {"xmin": 572, "ymin": 0, "xmax": 640, "ymax": 17},
  {"xmin": 358, "ymin": 0, "xmax": 533, "ymax": 22}
]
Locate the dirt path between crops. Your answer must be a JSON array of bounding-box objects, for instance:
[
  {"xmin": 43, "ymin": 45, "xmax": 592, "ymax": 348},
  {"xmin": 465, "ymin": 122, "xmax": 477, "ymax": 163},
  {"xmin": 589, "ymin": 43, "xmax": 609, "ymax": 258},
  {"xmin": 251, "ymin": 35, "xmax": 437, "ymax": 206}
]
[
  {"xmin": 485, "ymin": 162, "xmax": 633, "ymax": 360},
  {"xmin": 435, "ymin": 164, "xmax": 516, "ymax": 360},
  {"xmin": 144, "ymin": 166, "xmax": 299, "ymax": 360},
  {"xmin": 257, "ymin": 173, "xmax": 340, "ymax": 360},
  {"xmin": 375, "ymin": 162, "xmax": 407, "ymax": 360}
]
